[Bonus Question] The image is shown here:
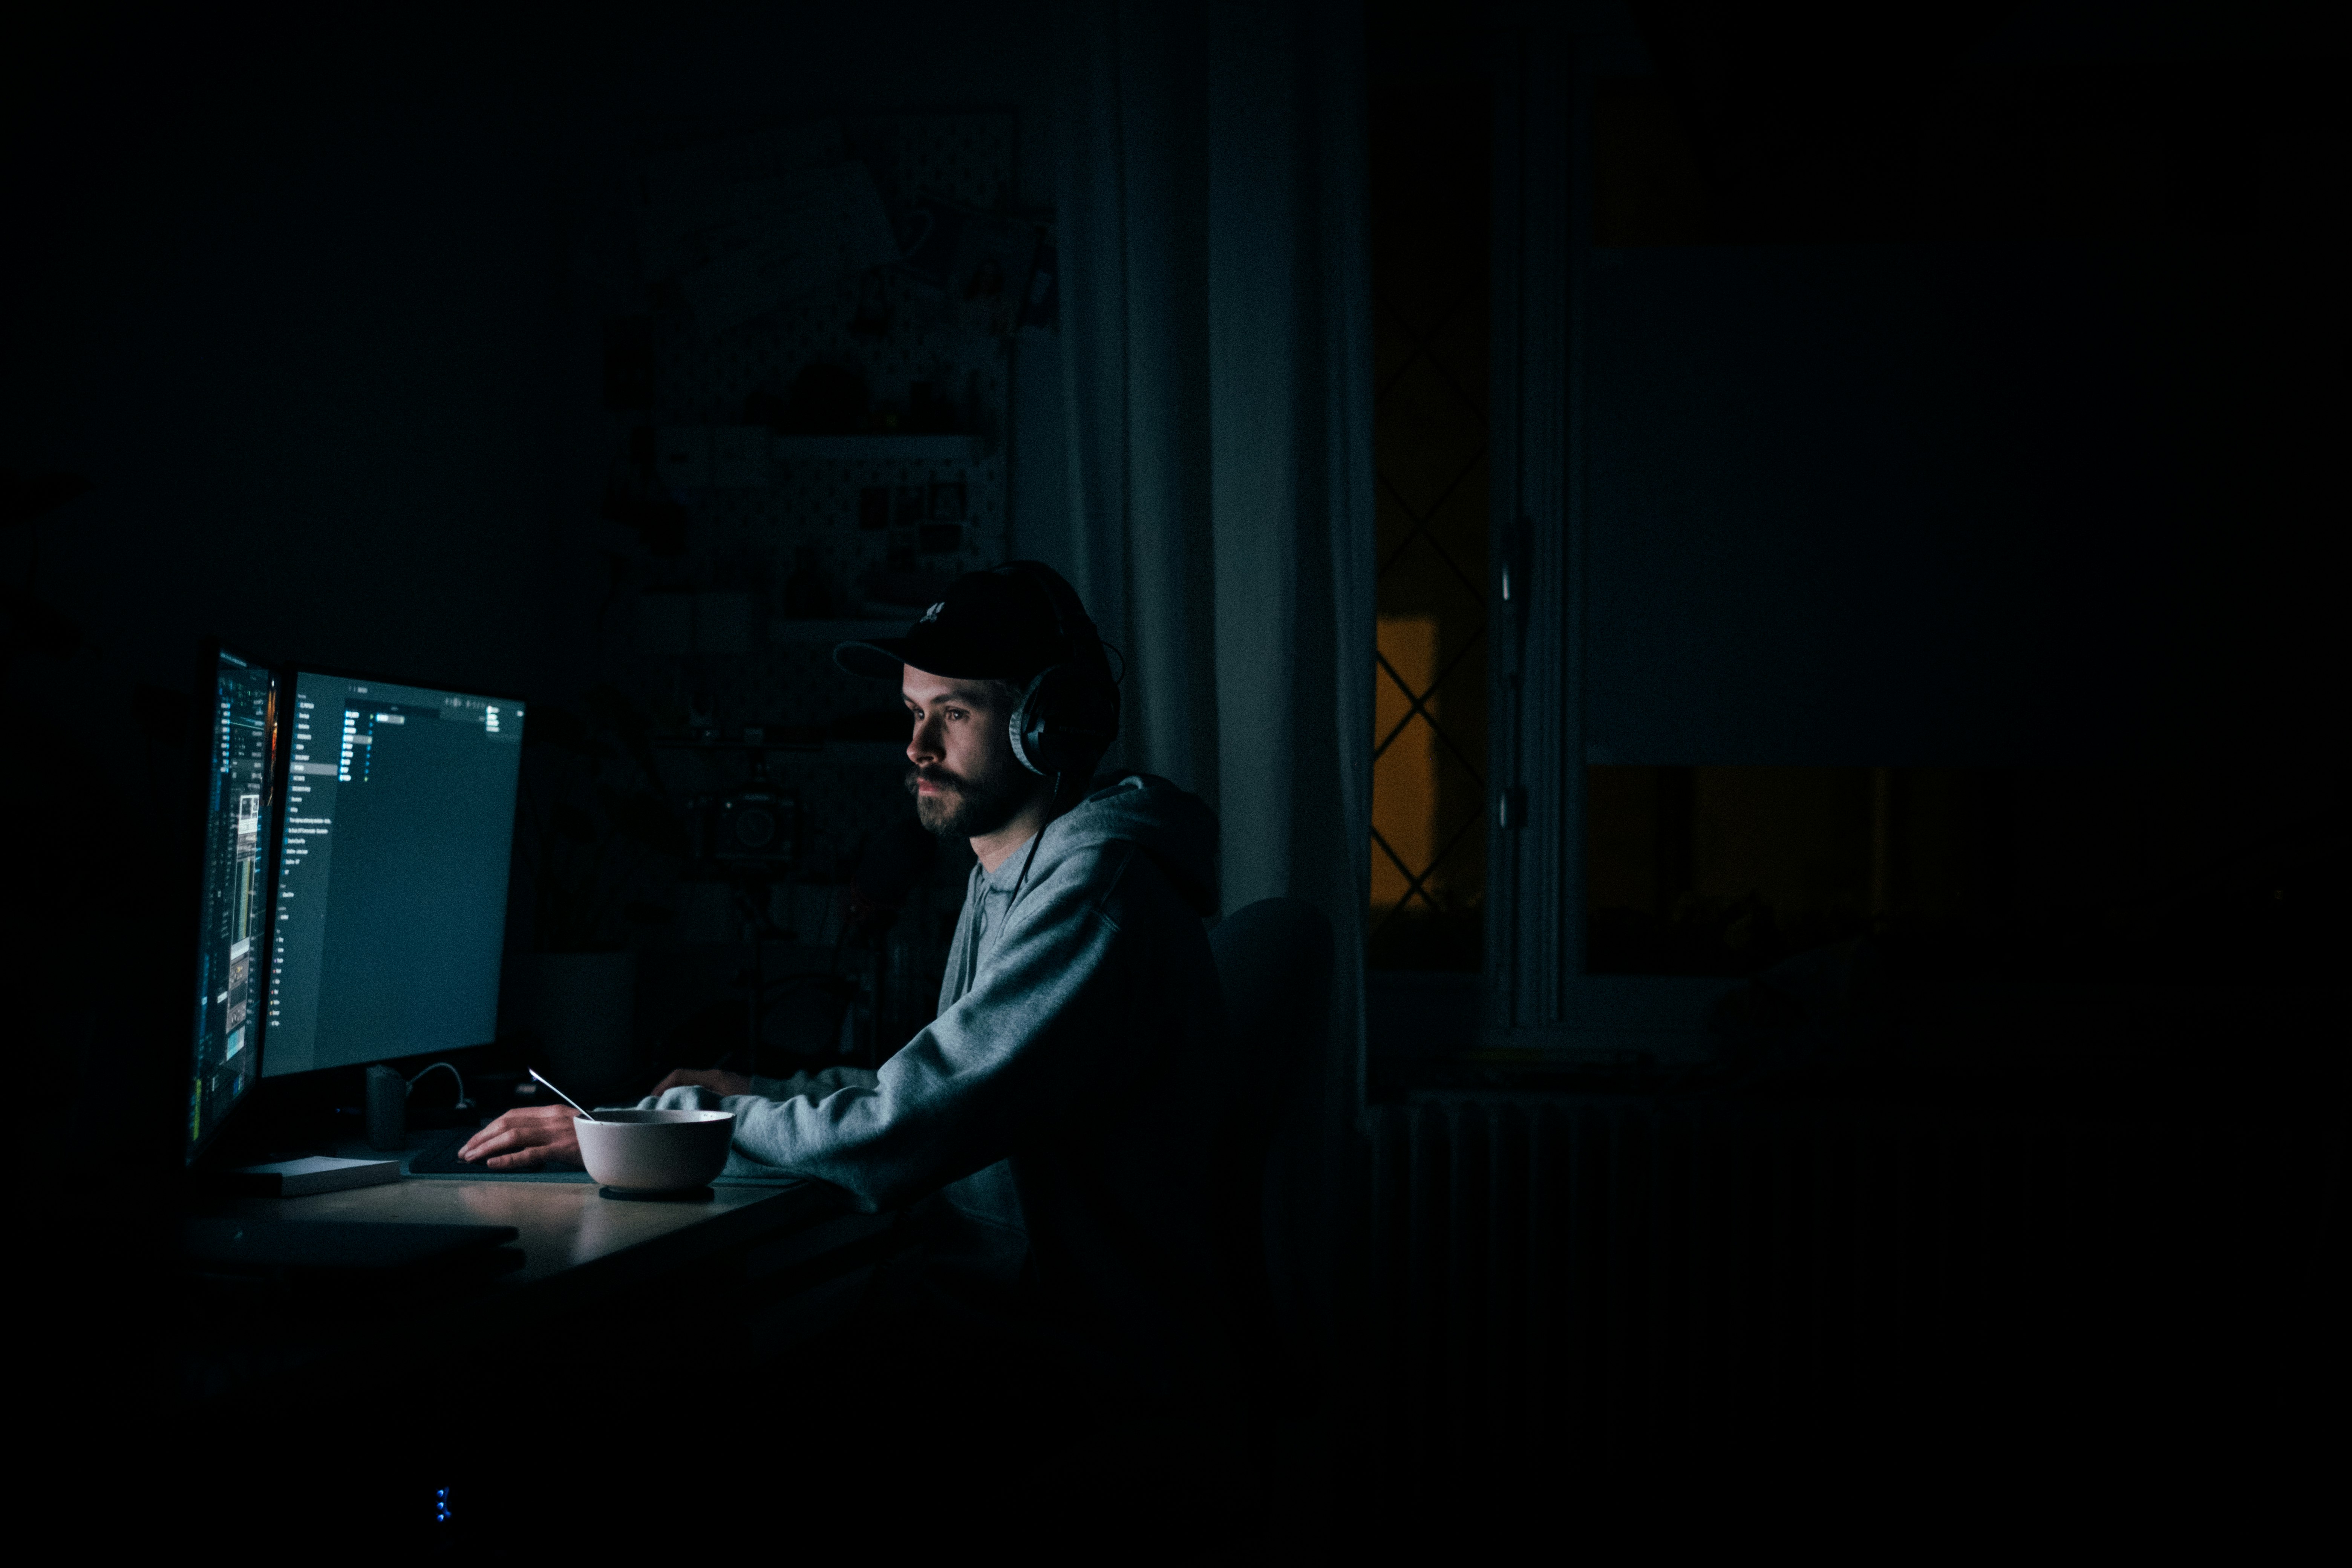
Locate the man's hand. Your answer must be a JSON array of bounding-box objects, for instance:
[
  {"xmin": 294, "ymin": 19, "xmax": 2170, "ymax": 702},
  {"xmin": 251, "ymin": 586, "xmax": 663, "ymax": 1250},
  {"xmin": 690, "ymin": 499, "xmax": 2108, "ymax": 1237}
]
[
  {"xmin": 457, "ymin": 1106, "xmax": 585, "ymax": 1171},
  {"xmin": 455, "ymin": 1071, "xmax": 749, "ymax": 1170},
  {"xmin": 649, "ymin": 1068, "xmax": 753, "ymax": 1098}
]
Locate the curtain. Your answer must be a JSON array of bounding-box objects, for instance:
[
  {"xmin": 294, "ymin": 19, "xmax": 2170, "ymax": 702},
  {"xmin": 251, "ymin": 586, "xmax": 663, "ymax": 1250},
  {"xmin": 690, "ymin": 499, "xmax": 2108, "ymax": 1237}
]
[{"xmin": 1052, "ymin": 0, "xmax": 1375, "ymax": 1383}]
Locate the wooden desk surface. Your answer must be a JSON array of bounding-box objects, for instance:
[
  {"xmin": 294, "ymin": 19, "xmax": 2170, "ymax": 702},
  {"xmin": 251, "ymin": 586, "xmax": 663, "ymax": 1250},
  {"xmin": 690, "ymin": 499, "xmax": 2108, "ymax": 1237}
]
[
  {"xmin": 188, "ymin": 1176, "xmax": 891, "ymax": 1412},
  {"xmin": 217, "ymin": 1177, "xmax": 823, "ymax": 1294}
]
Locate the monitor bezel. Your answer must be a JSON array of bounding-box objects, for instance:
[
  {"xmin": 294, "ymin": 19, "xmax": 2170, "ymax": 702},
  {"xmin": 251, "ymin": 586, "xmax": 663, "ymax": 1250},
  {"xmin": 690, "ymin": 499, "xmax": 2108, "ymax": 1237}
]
[{"xmin": 256, "ymin": 661, "xmax": 532, "ymax": 1084}]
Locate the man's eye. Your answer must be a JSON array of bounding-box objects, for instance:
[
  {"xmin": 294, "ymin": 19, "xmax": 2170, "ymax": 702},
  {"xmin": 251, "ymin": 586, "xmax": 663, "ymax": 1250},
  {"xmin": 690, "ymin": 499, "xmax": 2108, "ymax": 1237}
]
[{"xmin": 946, "ymin": 708, "xmax": 968, "ymax": 721}]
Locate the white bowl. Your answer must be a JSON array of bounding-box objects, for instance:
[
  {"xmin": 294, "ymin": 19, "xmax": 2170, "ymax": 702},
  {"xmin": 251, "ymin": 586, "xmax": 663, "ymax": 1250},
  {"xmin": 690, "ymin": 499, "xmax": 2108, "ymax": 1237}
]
[{"xmin": 574, "ymin": 1109, "xmax": 735, "ymax": 1192}]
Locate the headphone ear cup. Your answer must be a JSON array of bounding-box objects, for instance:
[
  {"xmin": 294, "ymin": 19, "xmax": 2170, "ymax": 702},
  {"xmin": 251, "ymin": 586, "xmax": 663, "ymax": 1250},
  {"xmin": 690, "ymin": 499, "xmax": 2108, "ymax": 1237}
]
[
  {"xmin": 1009, "ymin": 663, "xmax": 1118, "ymax": 779},
  {"xmin": 1008, "ymin": 666, "xmax": 1056, "ymax": 777}
]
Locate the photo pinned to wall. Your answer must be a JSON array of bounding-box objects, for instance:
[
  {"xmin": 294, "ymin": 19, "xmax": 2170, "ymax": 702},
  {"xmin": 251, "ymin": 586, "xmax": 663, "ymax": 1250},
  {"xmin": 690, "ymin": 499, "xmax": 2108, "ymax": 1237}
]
[
  {"xmin": 893, "ymin": 485, "xmax": 928, "ymax": 524},
  {"xmin": 626, "ymin": 119, "xmax": 901, "ymax": 339},
  {"xmin": 893, "ymin": 198, "xmax": 964, "ymax": 293},
  {"xmin": 858, "ymin": 486, "xmax": 892, "ymax": 530},
  {"xmin": 927, "ymin": 481, "xmax": 965, "ymax": 521},
  {"xmin": 625, "ymin": 121, "xmax": 847, "ymax": 276},
  {"xmin": 893, "ymin": 196, "xmax": 1046, "ymax": 337}
]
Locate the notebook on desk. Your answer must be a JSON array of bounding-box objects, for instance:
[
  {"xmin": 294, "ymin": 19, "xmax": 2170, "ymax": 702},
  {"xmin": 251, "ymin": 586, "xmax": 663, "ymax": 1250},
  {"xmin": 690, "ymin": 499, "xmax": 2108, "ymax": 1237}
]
[{"xmin": 227, "ymin": 1155, "xmax": 402, "ymax": 1197}]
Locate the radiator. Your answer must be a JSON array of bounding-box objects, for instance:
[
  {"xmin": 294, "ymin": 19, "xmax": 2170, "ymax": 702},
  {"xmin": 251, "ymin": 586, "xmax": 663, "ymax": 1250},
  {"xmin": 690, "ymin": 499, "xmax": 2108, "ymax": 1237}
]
[{"xmin": 1355, "ymin": 1093, "xmax": 2335, "ymax": 1465}]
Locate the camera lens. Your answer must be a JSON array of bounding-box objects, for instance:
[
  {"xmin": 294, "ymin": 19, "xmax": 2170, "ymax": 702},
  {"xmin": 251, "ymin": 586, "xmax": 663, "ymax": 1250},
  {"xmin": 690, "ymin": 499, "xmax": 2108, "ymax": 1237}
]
[{"xmin": 709, "ymin": 789, "xmax": 794, "ymax": 864}]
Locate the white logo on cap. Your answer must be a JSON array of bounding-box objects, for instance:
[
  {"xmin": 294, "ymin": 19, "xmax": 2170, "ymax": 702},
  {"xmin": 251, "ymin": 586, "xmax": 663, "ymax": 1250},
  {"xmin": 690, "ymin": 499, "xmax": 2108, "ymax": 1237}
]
[{"xmin": 919, "ymin": 602, "xmax": 946, "ymax": 623}]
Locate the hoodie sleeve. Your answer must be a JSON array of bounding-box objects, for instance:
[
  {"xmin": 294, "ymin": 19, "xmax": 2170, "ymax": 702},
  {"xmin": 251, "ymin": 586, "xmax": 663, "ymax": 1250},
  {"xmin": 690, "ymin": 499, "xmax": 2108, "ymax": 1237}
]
[{"xmin": 712, "ymin": 842, "xmax": 1159, "ymax": 1211}]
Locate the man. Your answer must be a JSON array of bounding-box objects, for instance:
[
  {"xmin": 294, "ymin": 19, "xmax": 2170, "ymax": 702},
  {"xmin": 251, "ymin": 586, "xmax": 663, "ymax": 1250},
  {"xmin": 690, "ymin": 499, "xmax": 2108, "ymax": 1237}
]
[{"xmin": 461, "ymin": 562, "xmax": 1234, "ymax": 1428}]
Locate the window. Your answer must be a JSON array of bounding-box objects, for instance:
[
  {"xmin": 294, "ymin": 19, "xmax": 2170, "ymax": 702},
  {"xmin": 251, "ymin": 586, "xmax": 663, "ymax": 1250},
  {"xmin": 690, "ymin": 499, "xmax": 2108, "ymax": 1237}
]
[{"xmin": 1367, "ymin": 69, "xmax": 1490, "ymax": 975}]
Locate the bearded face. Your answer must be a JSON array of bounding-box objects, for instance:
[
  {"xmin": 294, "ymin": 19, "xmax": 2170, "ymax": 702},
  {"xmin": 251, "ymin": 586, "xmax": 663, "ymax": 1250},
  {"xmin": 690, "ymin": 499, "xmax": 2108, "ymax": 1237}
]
[
  {"xmin": 904, "ymin": 753, "xmax": 1039, "ymax": 839},
  {"xmin": 901, "ymin": 669, "xmax": 1052, "ymax": 844}
]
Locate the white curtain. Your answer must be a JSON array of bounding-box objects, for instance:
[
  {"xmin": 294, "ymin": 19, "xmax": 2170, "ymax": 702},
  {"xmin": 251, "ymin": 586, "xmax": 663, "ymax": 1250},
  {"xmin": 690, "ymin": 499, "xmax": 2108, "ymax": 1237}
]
[{"xmin": 1052, "ymin": 0, "xmax": 1375, "ymax": 1381}]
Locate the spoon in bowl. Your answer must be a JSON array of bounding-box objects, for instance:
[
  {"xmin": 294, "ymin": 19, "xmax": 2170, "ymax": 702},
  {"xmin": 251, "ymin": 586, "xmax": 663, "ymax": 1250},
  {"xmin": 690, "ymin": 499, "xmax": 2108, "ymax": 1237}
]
[{"xmin": 529, "ymin": 1068, "xmax": 600, "ymax": 1122}]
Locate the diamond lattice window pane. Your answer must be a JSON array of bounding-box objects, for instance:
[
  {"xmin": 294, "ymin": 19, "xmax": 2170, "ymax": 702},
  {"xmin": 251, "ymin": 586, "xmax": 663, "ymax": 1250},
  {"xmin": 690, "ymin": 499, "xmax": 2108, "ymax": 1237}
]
[
  {"xmin": 1369, "ymin": 76, "xmax": 1488, "ymax": 973},
  {"xmin": 1372, "ymin": 615, "xmax": 1438, "ymax": 914}
]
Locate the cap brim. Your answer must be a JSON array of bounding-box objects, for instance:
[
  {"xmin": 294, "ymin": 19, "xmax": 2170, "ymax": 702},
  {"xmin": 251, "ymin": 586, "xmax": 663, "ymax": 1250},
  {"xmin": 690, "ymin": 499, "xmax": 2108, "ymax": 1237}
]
[{"xmin": 833, "ymin": 639, "xmax": 912, "ymax": 680}]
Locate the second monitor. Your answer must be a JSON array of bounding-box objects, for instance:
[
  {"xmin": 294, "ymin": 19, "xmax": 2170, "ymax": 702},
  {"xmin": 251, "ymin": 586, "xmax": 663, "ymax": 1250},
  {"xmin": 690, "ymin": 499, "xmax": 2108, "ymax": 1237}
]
[{"xmin": 263, "ymin": 669, "xmax": 527, "ymax": 1078}]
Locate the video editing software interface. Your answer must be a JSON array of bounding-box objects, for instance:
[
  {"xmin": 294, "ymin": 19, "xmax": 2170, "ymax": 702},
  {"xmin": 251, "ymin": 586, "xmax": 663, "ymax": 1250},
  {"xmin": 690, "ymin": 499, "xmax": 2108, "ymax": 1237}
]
[
  {"xmin": 186, "ymin": 650, "xmax": 280, "ymax": 1161},
  {"xmin": 263, "ymin": 671, "xmax": 526, "ymax": 1078}
]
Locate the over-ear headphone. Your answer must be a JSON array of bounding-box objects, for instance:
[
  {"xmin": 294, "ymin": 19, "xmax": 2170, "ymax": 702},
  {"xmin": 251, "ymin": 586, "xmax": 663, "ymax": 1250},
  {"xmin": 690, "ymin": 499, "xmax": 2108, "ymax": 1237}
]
[{"xmin": 995, "ymin": 560, "xmax": 1121, "ymax": 779}]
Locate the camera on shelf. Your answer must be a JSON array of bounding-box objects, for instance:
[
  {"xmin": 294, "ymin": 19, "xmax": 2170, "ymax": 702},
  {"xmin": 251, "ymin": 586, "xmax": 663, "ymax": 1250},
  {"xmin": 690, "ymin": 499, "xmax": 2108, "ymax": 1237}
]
[{"xmin": 694, "ymin": 788, "xmax": 801, "ymax": 868}]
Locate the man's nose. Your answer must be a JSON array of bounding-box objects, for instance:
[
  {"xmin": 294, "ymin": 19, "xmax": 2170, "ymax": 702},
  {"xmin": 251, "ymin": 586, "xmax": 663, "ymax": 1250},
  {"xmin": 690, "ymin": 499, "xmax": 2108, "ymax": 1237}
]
[{"xmin": 907, "ymin": 716, "xmax": 941, "ymax": 764}]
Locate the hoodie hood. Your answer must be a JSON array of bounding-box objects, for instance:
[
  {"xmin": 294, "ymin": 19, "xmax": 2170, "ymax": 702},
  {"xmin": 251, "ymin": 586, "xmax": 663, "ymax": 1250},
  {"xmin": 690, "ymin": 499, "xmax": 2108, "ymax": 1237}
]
[{"xmin": 993, "ymin": 771, "xmax": 1219, "ymax": 916}]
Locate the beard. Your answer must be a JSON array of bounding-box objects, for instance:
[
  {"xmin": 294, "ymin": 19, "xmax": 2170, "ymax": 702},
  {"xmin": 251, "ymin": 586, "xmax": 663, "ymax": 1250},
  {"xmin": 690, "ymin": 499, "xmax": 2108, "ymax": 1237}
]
[{"xmin": 905, "ymin": 756, "xmax": 1042, "ymax": 840}]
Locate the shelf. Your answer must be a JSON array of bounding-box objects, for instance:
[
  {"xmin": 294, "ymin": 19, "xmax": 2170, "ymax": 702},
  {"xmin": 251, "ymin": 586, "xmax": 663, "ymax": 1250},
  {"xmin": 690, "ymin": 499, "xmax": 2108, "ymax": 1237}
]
[{"xmin": 772, "ymin": 435, "xmax": 982, "ymax": 461}]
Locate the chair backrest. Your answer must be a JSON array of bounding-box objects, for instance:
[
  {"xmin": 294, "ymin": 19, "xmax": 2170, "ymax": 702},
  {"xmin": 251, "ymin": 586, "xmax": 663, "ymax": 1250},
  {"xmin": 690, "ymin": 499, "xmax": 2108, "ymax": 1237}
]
[
  {"xmin": 1209, "ymin": 897, "xmax": 1335, "ymax": 1164},
  {"xmin": 1207, "ymin": 897, "xmax": 1333, "ymax": 1404}
]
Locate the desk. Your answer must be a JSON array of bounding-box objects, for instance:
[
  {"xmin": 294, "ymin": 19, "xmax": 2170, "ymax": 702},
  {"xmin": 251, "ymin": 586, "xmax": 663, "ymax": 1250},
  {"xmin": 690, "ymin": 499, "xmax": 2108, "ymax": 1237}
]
[{"xmin": 185, "ymin": 1173, "xmax": 902, "ymax": 1418}]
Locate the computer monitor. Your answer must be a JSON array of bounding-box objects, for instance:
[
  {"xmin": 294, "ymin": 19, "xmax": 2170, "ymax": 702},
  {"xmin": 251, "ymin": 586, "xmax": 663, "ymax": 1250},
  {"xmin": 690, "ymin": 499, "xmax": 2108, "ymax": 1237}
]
[
  {"xmin": 185, "ymin": 645, "xmax": 281, "ymax": 1165},
  {"xmin": 262, "ymin": 669, "xmax": 526, "ymax": 1078}
]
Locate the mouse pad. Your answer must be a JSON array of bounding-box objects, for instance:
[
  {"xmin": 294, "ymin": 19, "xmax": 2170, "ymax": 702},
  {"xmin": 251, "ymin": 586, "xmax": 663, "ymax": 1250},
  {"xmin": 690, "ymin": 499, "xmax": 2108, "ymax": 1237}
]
[{"xmin": 405, "ymin": 1129, "xmax": 594, "ymax": 1182}]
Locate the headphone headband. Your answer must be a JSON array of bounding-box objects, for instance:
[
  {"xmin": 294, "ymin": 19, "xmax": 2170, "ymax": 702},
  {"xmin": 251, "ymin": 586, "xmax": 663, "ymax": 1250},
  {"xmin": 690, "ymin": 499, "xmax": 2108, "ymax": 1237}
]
[
  {"xmin": 990, "ymin": 560, "xmax": 1099, "ymax": 666},
  {"xmin": 992, "ymin": 560, "xmax": 1120, "ymax": 778}
]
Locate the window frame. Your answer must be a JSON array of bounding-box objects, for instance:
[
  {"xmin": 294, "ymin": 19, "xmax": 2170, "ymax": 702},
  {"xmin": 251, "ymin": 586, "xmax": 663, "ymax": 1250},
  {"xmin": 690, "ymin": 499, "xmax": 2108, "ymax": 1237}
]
[{"xmin": 1483, "ymin": 13, "xmax": 1727, "ymax": 1061}]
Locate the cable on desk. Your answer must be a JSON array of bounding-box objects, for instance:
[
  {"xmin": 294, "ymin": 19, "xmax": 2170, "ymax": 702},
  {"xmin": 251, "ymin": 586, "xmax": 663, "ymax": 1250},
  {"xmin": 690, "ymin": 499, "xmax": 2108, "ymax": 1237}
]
[{"xmin": 407, "ymin": 1061, "xmax": 474, "ymax": 1110}]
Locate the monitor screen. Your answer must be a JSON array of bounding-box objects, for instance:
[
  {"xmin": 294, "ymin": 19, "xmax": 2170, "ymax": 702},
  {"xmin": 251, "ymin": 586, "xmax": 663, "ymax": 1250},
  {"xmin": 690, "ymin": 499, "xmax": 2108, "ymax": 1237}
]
[
  {"xmin": 187, "ymin": 648, "xmax": 280, "ymax": 1164},
  {"xmin": 262, "ymin": 670, "xmax": 525, "ymax": 1077}
]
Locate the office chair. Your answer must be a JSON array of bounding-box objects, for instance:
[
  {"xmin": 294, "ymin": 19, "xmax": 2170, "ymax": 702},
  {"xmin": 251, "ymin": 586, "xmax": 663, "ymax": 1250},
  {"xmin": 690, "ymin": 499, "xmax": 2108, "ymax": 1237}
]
[{"xmin": 1207, "ymin": 896, "xmax": 1335, "ymax": 1430}]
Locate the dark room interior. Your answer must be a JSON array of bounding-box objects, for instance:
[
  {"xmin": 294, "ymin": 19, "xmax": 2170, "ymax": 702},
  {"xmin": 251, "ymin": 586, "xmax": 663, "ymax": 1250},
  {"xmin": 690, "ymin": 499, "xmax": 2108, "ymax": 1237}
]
[{"xmin": 7, "ymin": 0, "xmax": 2343, "ymax": 1554}]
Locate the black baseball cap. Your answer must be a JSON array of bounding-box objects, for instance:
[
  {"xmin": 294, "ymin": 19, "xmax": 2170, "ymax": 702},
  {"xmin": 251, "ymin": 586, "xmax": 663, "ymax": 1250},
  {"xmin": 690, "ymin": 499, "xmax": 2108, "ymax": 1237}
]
[{"xmin": 834, "ymin": 568, "xmax": 1072, "ymax": 683}]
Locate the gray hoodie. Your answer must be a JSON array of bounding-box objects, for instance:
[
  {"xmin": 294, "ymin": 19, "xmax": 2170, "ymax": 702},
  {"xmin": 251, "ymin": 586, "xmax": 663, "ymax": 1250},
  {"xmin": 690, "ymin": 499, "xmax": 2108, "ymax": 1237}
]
[{"xmin": 651, "ymin": 772, "xmax": 1233, "ymax": 1409}]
